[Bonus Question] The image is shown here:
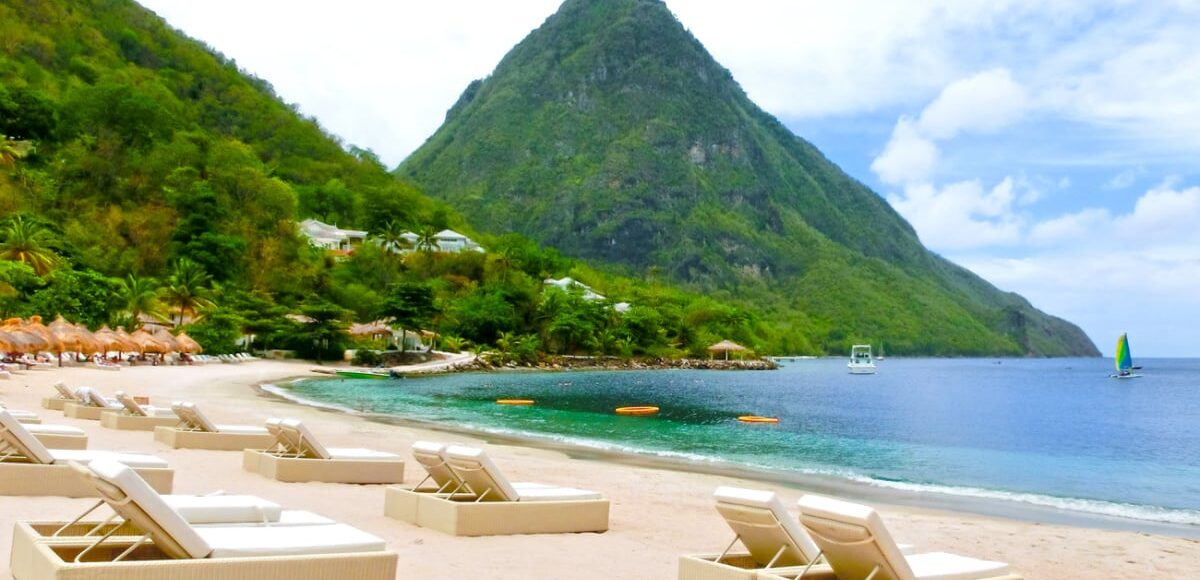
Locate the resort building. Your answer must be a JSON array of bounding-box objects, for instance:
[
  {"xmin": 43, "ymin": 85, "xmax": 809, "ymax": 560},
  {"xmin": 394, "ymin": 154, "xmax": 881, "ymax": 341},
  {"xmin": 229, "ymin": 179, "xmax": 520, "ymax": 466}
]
[
  {"xmin": 392, "ymin": 229, "xmax": 485, "ymax": 254},
  {"xmin": 544, "ymin": 277, "xmax": 605, "ymax": 301},
  {"xmin": 299, "ymin": 219, "xmax": 368, "ymax": 251}
]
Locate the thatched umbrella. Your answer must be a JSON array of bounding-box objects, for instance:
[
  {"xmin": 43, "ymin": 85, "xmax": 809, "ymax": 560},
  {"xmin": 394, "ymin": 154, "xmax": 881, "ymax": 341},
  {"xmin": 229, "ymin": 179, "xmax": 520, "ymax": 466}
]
[
  {"xmin": 129, "ymin": 329, "xmax": 166, "ymax": 354},
  {"xmin": 707, "ymin": 339, "xmax": 748, "ymax": 361},
  {"xmin": 24, "ymin": 315, "xmax": 62, "ymax": 353},
  {"xmin": 174, "ymin": 331, "xmax": 203, "ymax": 354},
  {"xmin": 1, "ymin": 318, "xmax": 46, "ymax": 354},
  {"xmin": 47, "ymin": 315, "xmax": 96, "ymax": 364},
  {"xmin": 72, "ymin": 323, "xmax": 103, "ymax": 355},
  {"xmin": 151, "ymin": 327, "xmax": 181, "ymax": 352},
  {"xmin": 93, "ymin": 325, "xmax": 136, "ymax": 356}
]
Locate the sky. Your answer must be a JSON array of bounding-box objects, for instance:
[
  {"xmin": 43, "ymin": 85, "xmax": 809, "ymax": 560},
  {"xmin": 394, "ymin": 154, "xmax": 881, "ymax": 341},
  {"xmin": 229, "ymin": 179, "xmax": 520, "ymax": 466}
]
[{"xmin": 136, "ymin": 0, "xmax": 1200, "ymax": 357}]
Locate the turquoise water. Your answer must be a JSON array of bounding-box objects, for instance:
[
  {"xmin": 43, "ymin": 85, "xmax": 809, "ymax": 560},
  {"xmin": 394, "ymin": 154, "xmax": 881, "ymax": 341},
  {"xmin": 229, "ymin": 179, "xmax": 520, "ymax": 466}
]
[{"xmin": 271, "ymin": 358, "xmax": 1200, "ymax": 527}]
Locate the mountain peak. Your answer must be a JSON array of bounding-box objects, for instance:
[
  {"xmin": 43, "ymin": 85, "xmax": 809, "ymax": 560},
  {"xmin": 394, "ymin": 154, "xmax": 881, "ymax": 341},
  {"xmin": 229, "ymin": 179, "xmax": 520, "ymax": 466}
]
[{"xmin": 400, "ymin": 0, "xmax": 1099, "ymax": 356}]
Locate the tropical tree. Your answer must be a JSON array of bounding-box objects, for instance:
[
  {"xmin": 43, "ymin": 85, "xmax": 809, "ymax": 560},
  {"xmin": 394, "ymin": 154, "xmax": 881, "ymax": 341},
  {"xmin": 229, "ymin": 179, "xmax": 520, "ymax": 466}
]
[
  {"xmin": 415, "ymin": 226, "xmax": 439, "ymax": 254},
  {"xmin": 0, "ymin": 216, "xmax": 59, "ymax": 275},
  {"xmin": 162, "ymin": 258, "xmax": 215, "ymax": 326},
  {"xmin": 375, "ymin": 220, "xmax": 411, "ymax": 254},
  {"xmin": 115, "ymin": 274, "xmax": 164, "ymax": 323}
]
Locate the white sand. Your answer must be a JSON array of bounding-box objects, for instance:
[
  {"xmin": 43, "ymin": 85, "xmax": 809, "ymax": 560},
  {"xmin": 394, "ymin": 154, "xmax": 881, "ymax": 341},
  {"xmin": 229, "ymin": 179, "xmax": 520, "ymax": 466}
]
[{"xmin": 0, "ymin": 362, "xmax": 1196, "ymax": 579}]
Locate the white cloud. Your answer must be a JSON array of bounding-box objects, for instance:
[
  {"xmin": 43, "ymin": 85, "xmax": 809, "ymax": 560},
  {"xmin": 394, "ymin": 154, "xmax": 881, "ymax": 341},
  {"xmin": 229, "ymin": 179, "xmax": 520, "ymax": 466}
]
[
  {"xmin": 869, "ymin": 118, "xmax": 938, "ymax": 186},
  {"xmin": 917, "ymin": 69, "xmax": 1029, "ymax": 139},
  {"xmin": 887, "ymin": 178, "xmax": 1024, "ymax": 250},
  {"xmin": 1028, "ymin": 208, "xmax": 1111, "ymax": 245}
]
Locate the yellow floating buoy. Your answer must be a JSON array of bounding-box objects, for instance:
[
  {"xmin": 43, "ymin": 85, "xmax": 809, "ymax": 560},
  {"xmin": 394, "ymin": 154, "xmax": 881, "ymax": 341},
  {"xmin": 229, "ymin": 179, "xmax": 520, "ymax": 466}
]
[
  {"xmin": 738, "ymin": 415, "xmax": 779, "ymax": 424},
  {"xmin": 615, "ymin": 406, "xmax": 660, "ymax": 416},
  {"xmin": 496, "ymin": 399, "xmax": 535, "ymax": 405}
]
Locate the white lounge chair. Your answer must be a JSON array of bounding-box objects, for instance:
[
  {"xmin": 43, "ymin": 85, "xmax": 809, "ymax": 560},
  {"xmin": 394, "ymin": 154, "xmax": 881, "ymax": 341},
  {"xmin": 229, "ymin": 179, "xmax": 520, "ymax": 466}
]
[
  {"xmin": 0, "ymin": 409, "xmax": 173, "ymax": 496},
  {"xmin": 242, "ymin": 419, "xmax": 404, "ymax": 483},
  {"xmin": 23, "ymin": 423, "xmax": 88, "ymax": 450},
  {"xmin": 794, "ymin": 494, "xmax": 1020, "ymax": 580},
  {"xmin": 408, "ymin": 441, "xmax": 550, "ymax": 496},
  {"xmin": 384, "ymin": 444, "xmax": 609, "ymax": 535},
  {"xmin": 63, "ymin": 387, "xmax": 123, "ymax": 420},
  {"xmin": 42, "ymin": 382, "xmax": 80, "ymax": 411},
  {"xmin": 1, "ymin": 404, "xmax": 43, "ymax": 424},
  {"xmin": 14, "ymin": 459, "xmax": 397, "ymax": 580},
  {"xmin": 154, "ymin": 401, "xmax": 276, "ymax": 450},
  {"xmin": 99, "ymin": 391, "xmax": 179, "ymax": 431}
]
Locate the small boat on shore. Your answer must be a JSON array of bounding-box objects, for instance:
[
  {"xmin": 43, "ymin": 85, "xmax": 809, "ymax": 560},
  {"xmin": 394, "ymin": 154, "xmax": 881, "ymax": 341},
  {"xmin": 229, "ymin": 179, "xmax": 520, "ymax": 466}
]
[
  {"xmin": 1110, "ymin": 333, "xmax": 1142, "ymax": 379},
  {"xmin": 848, "ymin": 344, "xmax": 876, "ymax": 375},
  {"xmin": 334, "ymin": 369, "xmax": 401, "ymax": 380}
]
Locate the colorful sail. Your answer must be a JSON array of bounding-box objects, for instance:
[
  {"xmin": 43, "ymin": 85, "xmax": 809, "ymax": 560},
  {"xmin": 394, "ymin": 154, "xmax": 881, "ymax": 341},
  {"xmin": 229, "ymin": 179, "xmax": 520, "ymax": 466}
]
[{"xmin": 1115, "ymin": 333, "xmax": 1133, "ymax": 372}]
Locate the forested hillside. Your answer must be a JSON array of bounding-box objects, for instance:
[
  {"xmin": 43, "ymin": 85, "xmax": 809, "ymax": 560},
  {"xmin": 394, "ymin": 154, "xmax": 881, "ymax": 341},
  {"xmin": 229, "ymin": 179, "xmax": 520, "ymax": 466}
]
[
  {"xmin": 400, "ymin": 0, "xmax": 1099, "ymax": 356},
  {"xmin": 0, "ymin": 0, "xmax": 770, "ymax": 359}
]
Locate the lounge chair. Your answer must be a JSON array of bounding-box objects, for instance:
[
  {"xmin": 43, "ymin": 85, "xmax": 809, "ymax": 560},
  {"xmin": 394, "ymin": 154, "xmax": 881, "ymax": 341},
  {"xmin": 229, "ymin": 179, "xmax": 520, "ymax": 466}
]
[
  {"xmin": 99, "ymin": 391, "xmax": 180, "ymax": 431},
  {"xmin": 23, "ymin": 423, "xmax": 88, "ymax": 450},
  {"xmin": 0, "ymin": 409, "xmax": 173, "ymax": 496},
  {"xmin": 384, "ymin": 444, "xmax": 609, "ymax": 536},
  {"xmin": 41, "ymin": 382, "xmax": 80, "ymax": 411},
  {"xmin": 679, "ymin": 487, "xmax": 834, "ymax": 580},
  {"xmin": 63, "ymin": 387, "xmax": 123, "ymax": 420},
  {"xmin": 787, "ymin": 494, "xmax": 1021, "ymax": 580},
  {"xmin": 154, "ymin": 401, "xmax": 276, "ymax": 450},
  {"xmin": 242, "ymin": 418, "xmax": 404, "ymax": 483},
  {"xmin": 14, "ymin": 459, "xmax": 397, "ymax": 580},
  {"xmin": 1, "ymin": 404, "xmax": 43, "ymax": 424},
  {"xmin": 406, "ymin": 440, "xmax": 552, "ymax": 497}
]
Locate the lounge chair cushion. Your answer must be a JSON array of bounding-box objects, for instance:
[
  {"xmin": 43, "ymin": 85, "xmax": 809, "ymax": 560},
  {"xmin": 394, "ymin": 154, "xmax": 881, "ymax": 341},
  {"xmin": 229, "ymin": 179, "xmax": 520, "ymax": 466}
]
[
  {"xmin": 280, "ymin": 419, "xmax": 332, "ymax": 459},
  {"xmin": 53, "ymin": 382, "xmax": 79, "ymax": 400},
  {"xmin": 165, "ymin": 495, "xmax": 283, "ymax": 524},
  {"xmin": 798, "ymin": 494, "xmax": 915, "ymax": 580},
  {"xmin": 49, "ymin": 449, "xmax": 169, "ymax": 469},
  {"xmin": 197, "ymin": 524, "xmax": 387, "ymax": 558},
  {"xmin": 515, "ymin": 486, "xmax": 603, "ymax": 502},
  {"xmin": 0, "ymin": 409, "xmax": 56, "ymax": 464},
  {"xmin": 905, "ymin": 552, "xmax": 1012, "ymax": 580},
  {"xmin": 327, "ymin": 447, "xmax": 401, "ymax": 461},
  {"xmin": 444, "ymin": 445, "xmax": 521, "ymax": 501},
  {"xmin": 24, "ymin": 424, "xmax": 85, "ymax": 436},
  {"xmin": 412, "ymin": 441, "xmax": 461, "ymax": 488},
  {"xmin": 76, "ymin": 387, "xmax": 121, "ymax": 409},
  {"xmin": 715, "ymin": 486, "xmax": 820, "ymax": 566},
  {"xmin": 2, "ymin": 408, "xmax": 40, "ymax": 420},
  {"xmin": 214, "ymin": 424, "xmax": 270, "ymax": 435}
]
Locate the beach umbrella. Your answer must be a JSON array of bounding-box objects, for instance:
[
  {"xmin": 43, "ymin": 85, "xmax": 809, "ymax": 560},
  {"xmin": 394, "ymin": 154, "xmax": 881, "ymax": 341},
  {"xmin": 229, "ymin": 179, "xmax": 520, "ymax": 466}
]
[
  {"xmin": 174, "ymin": 331, "xmax": 203, "ymax": 354},
  {"xmin": 151, "ymin": 326, "xmax": 181, "ymax": 352},
  {"xmin": 706, "ymin": 339, "xmax": 748, "ymax": 361},
  {"xmin": 47, "ymin": 315, "xmax": 93, "ymax": 364},
  {"xmin": 129, "ymin": 328, "xmax": 167, "ymax": 354},
  {"xmin": 94, "ymin": 325, "xmax": 138, "ymax": 355},
  {"xmin": 23, "ymin": 315, "xmax": 63, "ymax": 352},
  {"xmin": 71, "ymin": 323, "xmax": 103, "ymax": 355},
  {"xmin": 1, "ymin": 318, "xmax": 46, "ymax": 354}
]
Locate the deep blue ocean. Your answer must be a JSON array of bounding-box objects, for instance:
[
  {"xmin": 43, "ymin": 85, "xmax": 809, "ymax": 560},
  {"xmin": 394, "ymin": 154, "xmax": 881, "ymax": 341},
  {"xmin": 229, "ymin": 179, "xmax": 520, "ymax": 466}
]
[{"xmin": 270, "ymin": 358, "xmax": 1200, "ymax": 527}]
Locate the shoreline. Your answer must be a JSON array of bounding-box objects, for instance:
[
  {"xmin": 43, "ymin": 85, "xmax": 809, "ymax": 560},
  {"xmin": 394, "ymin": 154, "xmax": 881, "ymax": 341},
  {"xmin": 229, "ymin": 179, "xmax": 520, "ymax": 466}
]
[
  {"xmin": 262, "ymin": 374, "xmax": 1200, "ymax": 540},
  {"xmin": 3, "ymin": 361, "xmax": 1197, "ymax": 579}
]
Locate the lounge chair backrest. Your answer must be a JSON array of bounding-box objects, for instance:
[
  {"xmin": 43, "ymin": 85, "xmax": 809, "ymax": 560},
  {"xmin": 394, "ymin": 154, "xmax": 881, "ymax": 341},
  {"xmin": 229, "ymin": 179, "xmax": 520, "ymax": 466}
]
[
  {"xmin": 412, "ymin": 441, "xmax": 463, "ymax": 489},
  {"xmin": 115, "ymin": 391, "xmax": 147, "ymax": 416},
  {"xmin": 74, "ymin": 459, "xmax": 212, "ymax": 559},
  {"xmin": 265, "ymin": 419, "xmax": 296, "ymax": 453},
  {"xmin": 443, "ymin": 445, "xmax": 518, "ymax": 501},
  {"xmin": 77, "ymin": 387, "xmax": 112, "ymax": 408},
  {"xmin": 280, "ymin": 419, "xmax": 331, "ymax": 459},
  {"xmin": 0, "ymin": 409, "xmax": 55, "ymax": 464},
  {"xmin": 53, "ymin": 382, "xmax": 78, "ymax": 401},
  {"xmin": 714, "ymin": 487, "xmax": 820, "ymax": 567},
  {"xmin": 172, "ymin": 402, "xmax": 218, "ymax": 432},
  {"xmin": 797, "ymin": 494, "xmax": 914, "ymax": 580}
]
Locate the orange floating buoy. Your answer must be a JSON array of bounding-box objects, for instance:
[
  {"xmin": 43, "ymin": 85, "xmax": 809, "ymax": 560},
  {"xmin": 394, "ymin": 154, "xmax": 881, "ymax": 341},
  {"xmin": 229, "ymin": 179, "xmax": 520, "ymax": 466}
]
[
  {"xmin": 615, "ymin": 406, "xmax": 660, "ymax": 416},
  {"xmin": 496, "ymin": 399, "xmax": 535, "ymax": 405},
  {"xmin": 738, "ymin": 415, "xmax": 779, "ymax": 424}
]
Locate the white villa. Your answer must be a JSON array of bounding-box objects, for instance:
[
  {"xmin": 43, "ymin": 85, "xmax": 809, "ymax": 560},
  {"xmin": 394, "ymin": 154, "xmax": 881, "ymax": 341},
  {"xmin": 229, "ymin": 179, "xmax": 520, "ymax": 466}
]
[
  {"xmin": 299, "ymin": 219, "xmax": 368, "ymax": 251},
  {"xmin": 394, "ymin": 229, "xmax": 484, "ymax": 254},
  {"xmin": 544, "ymin": 277, "xmax": 606, "ymax": 301}
]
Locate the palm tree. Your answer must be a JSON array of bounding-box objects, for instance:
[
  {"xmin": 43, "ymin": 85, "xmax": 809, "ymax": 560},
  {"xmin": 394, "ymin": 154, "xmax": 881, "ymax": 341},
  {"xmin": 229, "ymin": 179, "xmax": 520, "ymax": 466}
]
[
  {"xmin": 0, "ymin": 216, "xmax": 59, "ymax": 275},
  {"xmin": 376, "ymin": 220, "xmax": 411, "ymax": 254},
  {"xmin": 115, "ymin": 274, "xmax": 165, "ymax": 323},
  {"xmin": 415, "ymin": 226, "xmax": 439, "ymax": 254},
  {"xmin": 162, "ymin": 258, "xmax": 215, "ymax": 326},
  {"xmin": 0, "ymin": 136, "xmax": 33, "ymax": 168}
]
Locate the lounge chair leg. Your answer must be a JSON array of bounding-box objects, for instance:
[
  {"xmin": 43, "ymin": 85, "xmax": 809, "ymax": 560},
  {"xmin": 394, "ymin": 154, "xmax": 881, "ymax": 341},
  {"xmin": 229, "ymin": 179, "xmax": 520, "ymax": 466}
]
[
  {"xmin": 864, "ymin": 564, "xmax": 880, "ymax": 580},
  {"xmin": 764, "ymin": 544, "xmax": 787, "ymax": 569},
  {"xmin": 793, "ymin": 549, "xmax": 823, "ymax": 579},
  {"xmin": 715, "ymin": 534, "xmax": 741, "ymax": 564},
  {"xmin": 113, "ymin": 532, "xmax": 152, "ymax": 562},
  {"xmin": 52, "ymin": 500, "xmax": 105, "ymax": 537},
  {"xmin": 474, "ymin": 487, "xmax": 492, "ymax": 503},
  {"xmin": 73, "ymin": 520, "xmax": 128, "ymax": 563}
]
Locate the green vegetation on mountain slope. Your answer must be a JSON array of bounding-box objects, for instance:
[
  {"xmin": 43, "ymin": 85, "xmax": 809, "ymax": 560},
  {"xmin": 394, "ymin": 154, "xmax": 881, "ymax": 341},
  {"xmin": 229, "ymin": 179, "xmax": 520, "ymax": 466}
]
[
  {"xmin": 400, "ymin": 0, "xmax": 1099, "ymax": 356},
  {"xmin": 0, "ymin": 0, "xmax": 772, "ymax": 359}
]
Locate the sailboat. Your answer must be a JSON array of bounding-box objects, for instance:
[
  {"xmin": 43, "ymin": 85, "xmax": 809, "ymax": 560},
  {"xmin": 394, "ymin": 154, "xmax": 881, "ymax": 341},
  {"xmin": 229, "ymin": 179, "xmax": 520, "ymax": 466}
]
[
  {"xmin": 1110, "ymin": 333, "xmax": 1143, "ymax": 379},
  {"xmin": 877, "ymin": 341, "xmax": 885, "ymax": 361}
]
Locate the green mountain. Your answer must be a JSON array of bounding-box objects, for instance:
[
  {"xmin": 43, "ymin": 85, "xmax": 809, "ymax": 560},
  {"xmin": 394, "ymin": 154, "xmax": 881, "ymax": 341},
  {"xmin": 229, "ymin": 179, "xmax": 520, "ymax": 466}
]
[
  {"xmin": 399, "ymin": 0, "xmax": 1099, "ymax": 356},
  {"xmin": 0, "ymin": 0, "xmax": 785, "ymax": 359}
]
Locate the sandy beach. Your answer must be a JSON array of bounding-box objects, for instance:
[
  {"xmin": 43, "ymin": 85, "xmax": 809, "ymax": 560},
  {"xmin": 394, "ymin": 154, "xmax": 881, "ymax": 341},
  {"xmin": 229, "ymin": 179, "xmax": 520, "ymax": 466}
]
[{"xmin": 1, "ymin": 362, "xmax": 1196, "ymax": 579}]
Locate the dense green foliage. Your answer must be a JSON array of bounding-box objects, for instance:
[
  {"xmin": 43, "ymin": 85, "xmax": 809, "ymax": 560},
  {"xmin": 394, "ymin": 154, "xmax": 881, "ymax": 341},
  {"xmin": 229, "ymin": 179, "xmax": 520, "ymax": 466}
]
[
  {"xmin": 399, "ymin": 0, "xmax": 1099, "ymax": 356},
  {"xmin": 0, "ymin": 0, "xmax": 767, "ymax": 359}
]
